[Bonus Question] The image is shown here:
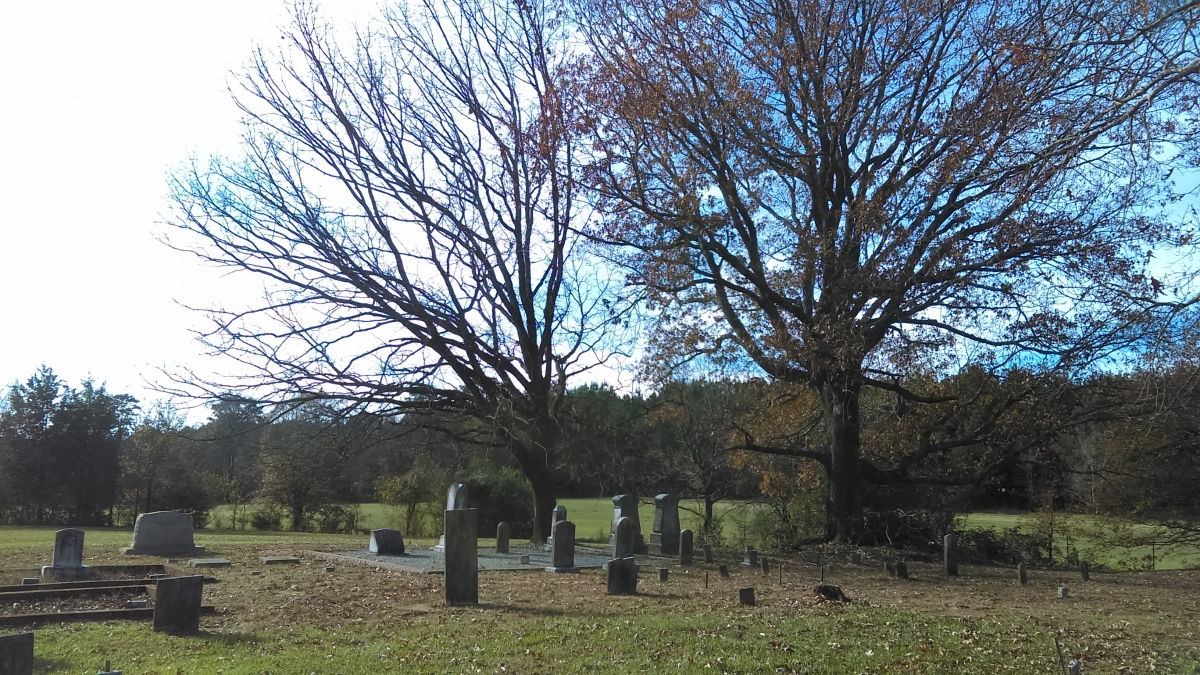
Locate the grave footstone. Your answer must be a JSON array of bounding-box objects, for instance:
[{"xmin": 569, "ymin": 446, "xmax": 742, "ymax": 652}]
[
  {"xmin": 944, "ymin": 533, "xmax": 959, "ymax": 576},
  {"xmin": 658, "ymin": 567, "xmax": 669, "ymax": 582},
  {"xmin": 0, "ymin": 632, "xmax": 34, "ymax": 675},
  {"xmin": 718, "ymin": 565, "xmax": 730, "ymax": 578},
  {"xmin": 369, "ymin": 528, "xmax": 405, "ymax": 556},
  {"xmin": 187, "ymin": 558, "xmax": 230, "ymax": 568},
  {"xmin": 702, "ymin": 543, "xmax": 714, "ymax": 564},
  {"xmin": 648, "ymin": 494, "xmax": 680, "ymax": 556},
  {"xmin": 259, "ymin": 556, "xmax": 300, "ymax": 565},
  {"xmin": 546, "ymin": 520, "xmax": 579, "ymax": 573},
  {"xmin": 607, "ymin": 495, "xmax": 646, "ymax": 555},
  {"xmin": 444, "ymin": 508, "xmax": 478, "ymax": 605},
  {"xmin": 742, "ymin": 546, "xmax": 758, "ymax": 566},
  {"xmin": 738, "ymin": 587, "xmax": 755, "ymax": 606},
  {"xmin": 894, "ymin": 561, "xmax": 909, "ymax": 579},
  {"xmin": 1018, "ymin": 562, "xmax": 1028, "ymax": 585},
  {"xmin": 435, "ymin": 483, "xmax": 469, "ymax": 551},
  {"xmin": 122, "ymin": 512, "xmax": 205, "ymax": 556},
  {"xmin": 607, "ymin": 557, "xmax": 638, "ymax": 595},
  {"xmin": 52, "ymin": 528, "xmax": 84, "ymax": 567},
  {"xmin": 679, "ymin": 529, "xmax": 694, "ymax": 566},
  {"xmin": 544, "ymin": 505, "xmax": 568, "ymax": 551},
  {"xmin": 152, "ymin": 575, "xmax": 204, "ymax": 634},
  {"xmin": 1079, "ymin": 560, "xmax": 1090, "ymax": 582},
  {"xmin": 496, "ymin": 522, "xmax": 511, "ymax": 554}
]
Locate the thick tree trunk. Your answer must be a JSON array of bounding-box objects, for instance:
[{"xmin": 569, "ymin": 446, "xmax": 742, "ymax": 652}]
[
  {"xmin": 508, "ymin": 423, "xmax": 558, "ymax": 544},
  {"xmin": 818, "ymin": 375, "xmax": 863, "ymax": 543}
]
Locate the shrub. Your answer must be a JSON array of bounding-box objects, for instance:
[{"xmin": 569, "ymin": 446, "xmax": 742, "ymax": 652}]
[{"xmin": 250, "ymin": 502, "xmax": 285, "ymax": 531}]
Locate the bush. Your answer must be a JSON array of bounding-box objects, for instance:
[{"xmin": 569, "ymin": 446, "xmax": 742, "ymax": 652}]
[
  {"xmin": 857, "ymin": 508, "xmax": 958, "ymax": 552},
  {"xmin": 466, "ymin": 464, "xmax": 535, "ymax": 539},
  {"xmin": 957, "ymin": 526, "xmax": 1051, "ymax": 566},
  {"xmin": 250, "ymin": 502, "xmax": 285, "ymax": 531},
  {"xmin": 311, "ymin": 503, "xmax": 362, "ymax": 534}
]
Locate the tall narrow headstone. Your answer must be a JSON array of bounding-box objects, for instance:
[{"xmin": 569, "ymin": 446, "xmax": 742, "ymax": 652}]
[
  {"xmin": 761, "ymin": 556, "xmax": 770, "ymax": 575},
  {"xmin": 613, "ymin": 516, "xmax": 636, "ymax": 558},
  {"xmin": 444, "ymin": 508, "xmax": 478, "ymax": 605},
  {"xmin": 52, "ymin": 528, "xmax": 85, "ymax": 567},
  {"xmin": 0, "ymin": 632, "xmax": 33, "ymax": 675},
  {"xmin": 648, "ymin": 494, "xmax": 681, "ymax": 556},
  {"xmin": 435, "ymin": 483, "xmax": 469, "ymax": 550},
  {"xmin": 123, "ymin": 512, "xmax": 204, "ymax": 556},
  {"xmin": 1018, "ymin": 562, "xmax": 1028, "ymax": 585},
  {"xmin": 607, "ymin": 557, "xmax": 638, "ymax": 595},
  {"xmin": 546, "ymin": 520, "xmax": 579, "ymax": 573},
  {"xmin": 369, "ymin": 528, "xmax": 405, "ymax": 555},
  {"xmin": 894, "ymin": 561, "xmax": 909, "ymax": 579},
  {"xmin": 679, "ymin": 529, "xmax": 694, "ymax": 566},
  {"xmin": 496, "ymin": 522, "xmax": 511, "ymax": 554},
  {"xmin": 944, "ymin": 533, "xmax": 959, "ymax": 576},
  {"xmin": 703, "ymin": 543, "xmax": 714, "ymax": 564},
  {"xmin": 607, "ymin": 494, "xmax": 646, "ymax": 554},
  {"xmin": 543, "ymin": 504, "xmax": 568, "ymax": 550},
  {"xmin": 152, "ymin": 575, "xmax": 204, "ymax": 634},
  {"xmin": 1079, "ymin": 560, "xmax": 1090, "ymax": 582}
]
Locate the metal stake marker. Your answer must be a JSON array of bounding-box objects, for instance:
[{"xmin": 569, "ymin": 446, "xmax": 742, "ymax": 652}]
[{"xmin": 705, "ymin": 571, "xmax": 709, "ymax": 588}]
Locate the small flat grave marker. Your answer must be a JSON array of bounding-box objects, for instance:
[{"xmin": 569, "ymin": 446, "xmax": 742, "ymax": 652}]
[
  {"xmin": 259, "ymin": 556, "xmax": 300, "ymax": 565},
  {"xmin": 188, "ymin": 558, "xmax": 231, "ymax": 568}
]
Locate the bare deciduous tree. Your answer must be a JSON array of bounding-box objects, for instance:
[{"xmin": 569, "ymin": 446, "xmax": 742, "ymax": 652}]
[
  {"xmin": 581, "ymin": 0, "xmax": 1200, "ymax": 540},
  {"xmin": 166, "ymin": 0, "xmax": 620, "ymax": 541}
]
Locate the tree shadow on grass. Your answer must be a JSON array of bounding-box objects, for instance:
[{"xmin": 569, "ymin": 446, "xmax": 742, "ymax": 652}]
[{"xmin": 193, "ymin": 630, "xmax": 261, "ymax": 645}]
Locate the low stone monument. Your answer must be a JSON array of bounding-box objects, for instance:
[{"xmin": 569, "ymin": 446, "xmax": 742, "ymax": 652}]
[
  {"xmin": 679, "ymin": 529, "xmax": 694, "ymax": 566},
  {"xmin": 543, "ymin": 504, "xmax": 568, "ymax": 551},
  {"xmin": 369, "ymin": 528, "xmax": 405, "ymax": 555},
  {"xmin": 434, "ymin": 483, "xmax": 469, "ymax": 551},
  {"xmin": 0, "ymin": 632, "xmax": 34, "ymax": 675},
  {"xmin": 496, "ymin": 522, "xmax": 511, "ymax": 554},
  {"xmin": 742, "ymin": 546, "xmax": 758, "ymax": 566},
  {"xmin": 607, "ymin": 494, "xmax": 646, "ymax": 554},
  {"xmin": 607, "ymin": 557, "xmax": 638, "ymax": 595},
  {"xmin": 944, "ymin": 533, "xmax": 959, "ymax": 576},
  {"xmin": 122, "ymin": 512, "xmax": 204, "ymax": 556},
  {"xmin": 546, "ymin": 520, "xmax": 579, "ymax": 573},
  {"xmin": 53, "ymin": 528, "xmax": 85, "ymax": 567},
  {"xmin": 738, "ymin": 587, "xmax": 755, "ymax": 606},
  {"xmin": 152, "ymin": 575, "xmax": 204, "ymax": 634},
  {"xmin": 444, "ymin": 508, "xmax": 478, "ymax": 605},
  {"xmin": 648, "ymin": 494, "xmax": 680, "ymax": 556}
]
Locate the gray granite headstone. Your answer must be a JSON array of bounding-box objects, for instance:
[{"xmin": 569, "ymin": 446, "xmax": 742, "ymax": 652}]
[
  {"xmin": 738, "ymin": 587, "xmax": 755, "ymax": 606},
  {"xmin": 742, "ymin": 546, "xmax": 758, "ymax": 566},
  {"xmin": 496, "ymin": 522, "xmax": 510, "ymax": 554},
  {"xmin": 607, "ymin": 556, "xmax": 638, "ymax": 595},
  {"xmin": 123, "ymin": 512, "xmax": 204, "ymax": 556},
  {"xmin": 649, "ymin": 494, "xmax": 681, "ymax": 556},
  {"xmin": 444, "ymin": 508, "xmax": 478, "ymax": 605},
  {"xmin": 944, "ymin": 533, "xmax": 958, "ymax": 576},
  {"xmin": 546, "ymin": 520, "xmax": 578, "ymax": 573},
  {"xmin": 544, "ymin": 504, "xmax": 568, "ymax": 550},
  {"xmin": 435, "ymin": 483, "xmax": 469, "ymax": 550},
  {"xmin": 613, "ymin": 516, "xmax": 636, "ymax": 558},
  {"xmin": 607, "ymin": 494, "xmax": 645, "ymax": 554},
  {"xmin": 152, "ymin": 575, "xmax": 204, "ymax": 633},
  {"xmin": 679, "ymin": 529, "xmax": 694, "ymax": 566},
  {"xmin": 369, "ymin": 528, "xmax": 405, "ymax": 555},
  {"xmin": 0, "ymin": 632, "xmax": 33, "ymax": 675},
  {"xmin": 53, "ymin": 528, "xmax": 84, "ymax": 567}
]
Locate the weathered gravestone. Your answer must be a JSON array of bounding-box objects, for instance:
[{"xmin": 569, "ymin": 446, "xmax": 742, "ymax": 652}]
[
  {"xmin": 648, "ymin": 494, "xmax": 681, "ymax": 556},
  {"xmin": 369, "ymin": 528, "xmax": 405, "ymax": 556},
  {"xmin": 52, "ymin": 528, "xmax": 84, "ymax": 567},
  {"xmin": 0, "ymin": 632, "xmax": 34, "ymax": 675},
  {"xmin": 1079, "ymin": 560, "xmax": 1090, "ymax": 582},
  {"xmin": 761, "ymin": 557, "xmax": 770, "ymax": 575},
  {"xmin": 122, "ymin": 512, "xmax": 205, "ymax": 556},
  {"xmin": 718, "ymin": 564, "xmax": 730, "ymax": 578},
  {"xmin": 153, "ymin": 575, "xmax": 204, "ymax": 633},
  {"xmin": 894, "ymin": 561, "xmax": 909, "ymax": 580},
  {"xmin": 546, "ymin": 520, "xmax": 579, "ymax": 573},
  {"xmin": 738, "ymin": 587, "xmax": 756, "ymax": 606},
  {"xmin": 703, "ymin": 543, "xmax": 714, "ymax": 564},
  {"xmin": 851, "ymin": 552, "xmax": 862, "ymax": 565},
  {"xmin": 612, "ymin": 516, "xmax": 636, "ymax": 559},
  {"xmin": 607, "ymin": 494, "xmax": 646, "ymax": 555},
  {"xmin": 435, "ymin": 484, "xmax": 469, "ymax": 551},
  {"xmin": 944, "ymin": 533, "xmax": 959, "ymax": 576},
  {"xmin": 496, "ymin": 522, "xmax": 511, "ymax": 554},
  {"xmin": 679, "ymin": 529, "xmax": 694, "ymax": 566},
  {"xmin": 444, "ymin": 508, "xmax": 478, "ymax": 605},
  {"xmin": 742, "ymin": 546, "xmax": 758, "ymax": 566},
  {"xmin": 607, "ymin": 557, "xmax": 638, "ymax": 595},
  {"xmin": 658, "ymin": 567, "xmax": 669, "ymax": 581},
  {"xmin": 1018, "ymin": 562, "xmax": 1028, "ymax": 585},
  {"xmin": 543, "ymin": 504, "xmax": 568, "ymax": 551},
  {"xmin": 1058, "ymin": 585, "xmax": 1069, "ymax": 598}
]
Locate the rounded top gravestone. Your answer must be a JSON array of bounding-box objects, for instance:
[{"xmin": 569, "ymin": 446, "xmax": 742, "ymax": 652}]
[{"xmin": 122, "ymin": 512, "xmax": 205, "ymax": 557}]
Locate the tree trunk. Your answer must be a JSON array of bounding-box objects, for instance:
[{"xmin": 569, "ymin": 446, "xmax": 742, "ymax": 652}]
[
  {"xmin": 818, "ymin": 374, "xmax": 863, "ymax": 543},
  {"xmin": 507, "ymin": 419, "xmax": 558, "ymax": 544},
  {"xmin": 704, "ymin": 495, "xmax": 715, "ymax": 531}
]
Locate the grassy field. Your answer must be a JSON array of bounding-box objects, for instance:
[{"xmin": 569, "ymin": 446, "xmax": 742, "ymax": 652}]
[{"xmin": 2, "ymin": 526, "xmax": 1198, "ymax": 673}]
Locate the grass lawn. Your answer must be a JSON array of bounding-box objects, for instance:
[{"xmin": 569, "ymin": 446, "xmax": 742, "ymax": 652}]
[{"xmin": 2, "ymin": 526, "xmax": 1198, "ymax": 674}]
